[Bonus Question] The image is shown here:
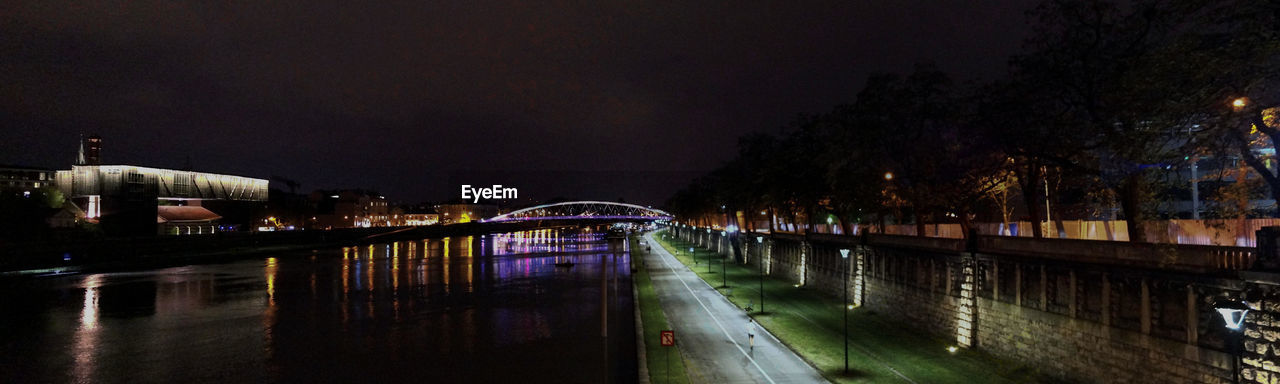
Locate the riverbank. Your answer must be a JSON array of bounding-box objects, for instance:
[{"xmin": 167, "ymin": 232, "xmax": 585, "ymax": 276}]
[
  {"xmin": 630, "ymin": 235, "xmax": 690, "ymax": 384},
  {"xmin": 0, "ymin": 229, "xmax": 384, "ymax": 277},
  {"xmin": 652, "ymin": 229, "xmax": 1049, "ymax": 384},
  {"xmin": 0, "ymin": 223, "xmax": 550, "ymax": 276}
]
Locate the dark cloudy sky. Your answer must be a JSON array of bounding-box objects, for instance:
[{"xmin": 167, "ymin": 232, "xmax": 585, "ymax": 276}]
[{"xmin": 1, "ymin": 0, "xmax": 1035, "ymax": 206}]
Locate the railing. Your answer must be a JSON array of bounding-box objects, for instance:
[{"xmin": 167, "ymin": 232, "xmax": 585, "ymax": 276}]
[
  {"xmin": 971, "ymin": 236, "xmax": 1254, "ymax": 272},
  {"xmin": 799, "ymin": 218, "xmax": 1280, "ymax": 247},
  {"xmin": 749, "ymin": 229, "xmax": 1257, "ymax": 273},
  {"xmin": 867, "ymin": 233, "xmax": 966, "ymax": 253}
]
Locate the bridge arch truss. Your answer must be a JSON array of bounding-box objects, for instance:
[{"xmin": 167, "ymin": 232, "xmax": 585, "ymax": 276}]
[{"xmin": 485, "ymin": 201, "xmax": 673, "ymax": 223}]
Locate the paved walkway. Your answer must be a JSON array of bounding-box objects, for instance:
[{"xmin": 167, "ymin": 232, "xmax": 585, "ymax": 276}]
[{"xmin": 642, "ymin": 232, "xmax": 827, "ymax": 384}]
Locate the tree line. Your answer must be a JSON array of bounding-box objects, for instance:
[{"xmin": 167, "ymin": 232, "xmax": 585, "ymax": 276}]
[{"xmin": 665, "ymin": 0, "xmax": 1280, "ymax": 242}]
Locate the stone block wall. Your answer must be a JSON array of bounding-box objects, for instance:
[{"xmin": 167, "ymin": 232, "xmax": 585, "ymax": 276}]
[
  {"xmin": 801, "ymin": 245, "xmax": 852, "ymax": 299},
  {"xmin": 669, "ymin": 227, "xmax": 1262, "ymax": 383},
  {"xmin": 977, "ymin": 298, "xmax": 1232, "ymax": 383},
  {"xmin": 767, "ymin": 237, "xmax": 806, "ymax": 284},
  {"xmin": 772, "ymin": 233, "xmax": 1245, "ymax": 384},
  {"xmin": 1243, "ymin": 275, "xmax": 1280, "ymax": 384},
  {"xmin": 863, "ymin": 274, "xmax": 961, "ymax": 338}
]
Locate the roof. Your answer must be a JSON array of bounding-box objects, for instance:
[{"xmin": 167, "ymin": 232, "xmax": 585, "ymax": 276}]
[
  {"xmin": 157, "ymin": 206, "xmax": 222, "ymax": 223},
  {"xmin": 0, "ymin": 164, "xmax": 55, "ymax": 172}
]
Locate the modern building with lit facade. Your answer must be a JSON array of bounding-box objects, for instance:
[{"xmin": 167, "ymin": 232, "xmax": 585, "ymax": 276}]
[
  {"xmin": 55, "ymin": 165, "xmax": 268, "ymax": 235},
  {"xmin": 50, "ymin": 135, "xmax": 269, "ymax": 235}
]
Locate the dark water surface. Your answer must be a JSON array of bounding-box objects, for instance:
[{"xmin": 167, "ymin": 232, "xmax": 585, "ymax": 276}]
[{"xmin": 0, "ymin": 230, "xmax": 636, "ymax": 383}]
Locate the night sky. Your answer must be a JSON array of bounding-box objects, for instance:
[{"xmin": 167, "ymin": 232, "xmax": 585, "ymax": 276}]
[{"xmin": 2, "ymin": 1, "xmax": 1035, "ymax": 206}]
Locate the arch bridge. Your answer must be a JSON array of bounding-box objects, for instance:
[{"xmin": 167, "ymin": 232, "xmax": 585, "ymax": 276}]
[{"xmin": 484, "ymin": 201, "xmax": 673, "ymax": 223}]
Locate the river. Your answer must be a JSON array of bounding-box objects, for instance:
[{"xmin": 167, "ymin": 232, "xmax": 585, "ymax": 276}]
[{"xmin": 0, "ymin": 229, "xmax": 636, "ymax": 383}]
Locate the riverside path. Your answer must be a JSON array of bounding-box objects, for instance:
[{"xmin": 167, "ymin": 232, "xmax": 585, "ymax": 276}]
[{"xmin": 642, "ymin": 232, "xmax": 827, "ymax": 384}]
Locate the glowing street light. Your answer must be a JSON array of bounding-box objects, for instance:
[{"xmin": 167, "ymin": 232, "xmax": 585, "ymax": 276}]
[
  {"xmin": 884, "ymin": 172, "xmax": 894, "ymax": 181},
  {"xmin": 1214, "ymin": 298, "xmax": 1250, "ymax": 384},
  {"xmin": 1215, "ymin": 299, "xmax": 1250, "ymax": 330},
  {"xmin": 1232, "ymin": 97, "xmax": 1248, "ymax": 109}
]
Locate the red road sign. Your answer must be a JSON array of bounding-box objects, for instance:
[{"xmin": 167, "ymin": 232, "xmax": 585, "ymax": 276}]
[{"xmin": 660, "ymin": 330, "xmax": 675, "ymax": 347}]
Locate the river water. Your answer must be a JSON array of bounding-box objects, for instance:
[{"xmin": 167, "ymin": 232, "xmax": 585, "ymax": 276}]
[{"xmin": 0, "ymin": 229, "xmax": 636, "ymax": 383}]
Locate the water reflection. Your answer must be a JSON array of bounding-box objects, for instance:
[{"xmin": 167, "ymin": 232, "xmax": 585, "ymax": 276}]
[
  {"xmin": 264, "ymin": 257, "xmax": 278, "ymax": 362},
  {"xmin": 74, "ymin": 274, "xmax": 102, "ymax": 383},
  {"xmin": 1, "ymin": 229, "xmax": 635, "ymax": 383}
]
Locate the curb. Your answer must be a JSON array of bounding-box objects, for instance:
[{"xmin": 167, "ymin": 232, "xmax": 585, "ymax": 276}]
[{"xmin": 633, "ymin": 266, "xmax": 651, "ymax": 384}]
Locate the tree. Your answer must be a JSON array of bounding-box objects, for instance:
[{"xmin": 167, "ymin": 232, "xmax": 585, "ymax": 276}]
[
  {"xmin": 838, "ymin": 64, "xmax": 1005, "ymax": 237},
  {"xmin": 1176, "ymin": 1, "xmax": 1280, "ymax": 216},
  {"xmin": 1008, "ymin": 0, "xmax": 1214, "ymax": 242}
]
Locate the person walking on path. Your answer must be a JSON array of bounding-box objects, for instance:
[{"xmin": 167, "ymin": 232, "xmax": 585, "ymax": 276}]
[{"xmin": 747, "ymin": 318, "xmax": 756, "ymax": 351}]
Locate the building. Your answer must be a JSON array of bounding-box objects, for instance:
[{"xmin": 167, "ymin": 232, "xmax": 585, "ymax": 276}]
[
  {"xmin": 52, "ymin": 135, "xmax": 268, "ymax": 235},
  {"xmin": 55, "ymin": 164, "xmax": 268, "ymax": 235},
  {"xmin": 157, "ymin": 206, "xmax": 222, "ymax": 235},
  {"xmin": 310, "ymin": 189, "xmax": 390, "ymax": 229},
  {"xmin": 1158, "ymin": 152, "xmax": 1278, "ymax": 219},
  {"xmin": 79, "ymin": 134, "xmax": 102, "ymax": 165},
  {"xmin": 434, "ymin": 203, "xmax": 499, "ymax": 224},
  {"xmin": 403, "ymin": 213, "xmax": 440, "ymax": 226},
  {"xmin": 0, "ymin": 165, "xmax": 56, "ymax": 196}
]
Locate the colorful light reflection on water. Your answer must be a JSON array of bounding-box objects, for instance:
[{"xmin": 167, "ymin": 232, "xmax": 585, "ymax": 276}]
[{"xmin": 0, "ymin": 229, "xmax": 636, "ymax": 383}]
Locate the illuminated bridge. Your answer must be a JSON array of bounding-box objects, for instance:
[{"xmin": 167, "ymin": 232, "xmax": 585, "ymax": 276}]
[{"xmin": 485, "ymin": 201, "xmax": 673, "ymax": 223}]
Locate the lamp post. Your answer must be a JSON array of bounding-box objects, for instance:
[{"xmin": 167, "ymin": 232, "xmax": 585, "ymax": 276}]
[
  {"xmin": 705, "ymin": 229, "xmax": 712, "ymax": 273},
  {"xmin": 840, "ymin": 248, "xmax": 851, "ymax": 374},
  {"xmin": 721, "ymin": 230, "xmax": 728, "ymax": 288},
  {"xmin": 1214, "ymin": 298, "xmax": 1250, "ymax": 384},
  {"xmin": 757, "ymin": 236, "xmax": 764, "ymax": 313}
]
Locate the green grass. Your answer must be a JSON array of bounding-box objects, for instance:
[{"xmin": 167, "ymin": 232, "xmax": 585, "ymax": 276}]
[
  {"xmin": 651, "ymin": 230, "xmax": 1052, "ymax": 384},
  {"xmin": 631, "ymin": 236, "xmax": 691, "ymax": 384}
]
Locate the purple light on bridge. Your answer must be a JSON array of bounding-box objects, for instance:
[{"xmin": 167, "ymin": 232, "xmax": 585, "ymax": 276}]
[{"xmin": 484, "ymin": 215, "xmax": 673, "ymax": 223}]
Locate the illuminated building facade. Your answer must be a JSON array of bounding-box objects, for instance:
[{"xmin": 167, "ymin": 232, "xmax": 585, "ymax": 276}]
[
  {"xmin": 402, "ymin": 213, "xmax": 440, "ymax": 226},
  {"xmin": 55, "ymin": 164, "xmax": 268, "ymax": 235},
  {"xmin": 56, "ymin": 165, "xmax": 268, "ymax": 202},
  {"xmin": 434, "ymin": 203, "xmax": 499, "ymax": 224}
]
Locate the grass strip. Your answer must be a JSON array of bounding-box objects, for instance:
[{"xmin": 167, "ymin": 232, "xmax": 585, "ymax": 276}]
[
  {"xmin": 652, "ymin": 230, "xmax": 1050, "ymax": 384},
  {"xmin": 631, "ymin": 236, "xmax": 691, "ymax": 384}
]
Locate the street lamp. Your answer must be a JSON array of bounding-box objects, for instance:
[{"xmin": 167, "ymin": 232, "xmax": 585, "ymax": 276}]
[
  {"xmin": 1232, "ymin": 97, "xmax": 1248, "ymax": 109},
  {"xmin": 883, "ymin": 172, "xmax": 894, "ymax": 181},
  {"xmin": 720, "ymin": 230, "xmax": 728, "ymax": 288},
  {"xmin": 756, "ymin": 236, "xmax": 764, "ymax": 313},
  {"xmin": 705, "ymin": 229, "xmax": 712, "ymax": 273},
  {"xmin": 1214, "ymin": 298, "xmax": 1250, "ymax": 384},
  {"xmin": 840, "ymin": 248, "xmax": 851, "ymax": 374}
]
